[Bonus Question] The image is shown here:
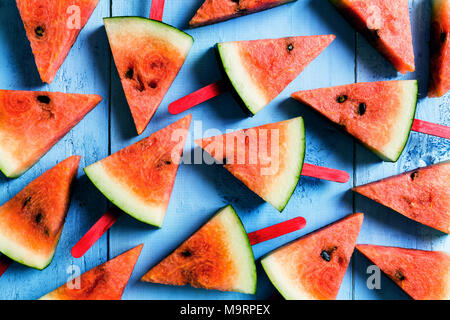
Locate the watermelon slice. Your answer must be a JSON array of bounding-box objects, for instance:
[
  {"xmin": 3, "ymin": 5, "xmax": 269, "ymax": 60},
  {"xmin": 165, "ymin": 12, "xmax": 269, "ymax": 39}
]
[
  {"xmin": 429, "ymin": 0, "xmax": 450, "ymax": 97},
  {"xmin": 292, "ymin": 80, "xmax": 418, "ymax": 162},
  {"xmin": 0, "ymin": 90, "xmax": 101, "ymax": 178},
  {"xmin": 84, "ymin": 115, "xmax": 192, "ymax": 227},
  {"xmin": 141, "ymin": 205, "xmax": 257, "ymax": 294},
  {"xmin": 0, "ymin": 156, "xmax": 80, "ymax": 270},
  {"xmin": 329, "ymin": 0, "xmax": 415, "ymax": 74},
  {"xmin": 195, "ymin": 117, "xmax": 305, "ymax": 212},
  {"xmin": 357, "ymin": 245, "xmax": 450, "ymax": 300},
  {"xmin": 261, "ymin": 213, "xmax": 364, "ymax": 300},
  {"xmin": 217, "ymin": 35, "xmax": 335, "ymax": 115},
  {"xmin": 189, "ymin": 0, "xmax": 297, "ymax": 28},
  {"xmin": 104, "ymin": 17, "xmax": 193, "ymax": 135},
  {"xmin": 40, "ymin": 244, "xmax": 143, "ymax": 300},
  {"xmin": 353, "ymin": 161, "xmax": 450, "ymax": 234},
  {"xmin": 16, "ymin": 0, "xmax": 99, "ymax": 83}
]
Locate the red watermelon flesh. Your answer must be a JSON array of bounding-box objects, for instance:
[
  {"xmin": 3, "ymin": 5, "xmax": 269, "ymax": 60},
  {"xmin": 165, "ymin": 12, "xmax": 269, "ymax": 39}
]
[
  {"xmin": 217, "ymin": 35, "xmax": 335, "ymax": 115},
  {"xmin": 84, "ymin": 115, "xmax": 192, "ymax": 227},
  {"xmin": 104, "ymin": 17, "xmax": 194, "ymax": 135},
  {"xmin": 0, "ymin": 90, "xmax": 101, "ymax": 178},
  {"xmin": 330, "ymin": 0, "xmax": 415, "ymax": 74},
  {"xmin": 141, "ymin": 205, "xmax": 257, "ymax": 294},
  {"xmin": 261, "ymin": 213, "xmax": 364, "ymax": 300},
  {"xmin": 189, "ymin": 0, "xmax": 296, "ymax": 27},
  {"xmin": 40, "ymin": 244, "xmax": 143, "ymax": 300},
  {"xmin": 291, "ymin": 80, "xmax": 418, "ymax": 162},
  {"xmin": 353, "ymin": 161, "xmax": 450, "ymax": 234},
  {"xmin": 195, "ymin": 117, "xmax": 305, "ymax": 212},
  {"xmin": 357, "ymin": 245, "xmax": 450, "ymax": 300},
  {"xmin": 16, "ymin": 0, "xmax": 99, "ymax": 83},
  {"xmin": 0, "ymin": 156, "xmax": 80, "ymax": 270},
  {"xmin": 429, "ymin": 0, "xmax": 450, "ymax": 97}
]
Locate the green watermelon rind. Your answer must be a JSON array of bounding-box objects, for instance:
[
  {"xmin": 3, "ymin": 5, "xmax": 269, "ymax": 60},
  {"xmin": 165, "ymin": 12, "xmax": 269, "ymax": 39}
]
[
  {"xmin": 217, "ymin": 42, "xmax": 270, "ymax": 116},
  {"xmin": 214, "ymin": 205, "xmax": 257, "ymax": 294},
  {"xmin": 104, "ymin": 17, "xmax": 194, "ymax": 47},
  {"xmin": 0, "ymin": 231, "xmax": 56, "ymax": 270},
  {"xmin": 84, "ymin": 163, "xmax": 167, "ymax": 228},
  {"xmin": 372, "ymin": 80, "xmax": 418, "ymax": 162},
  {"xmin": 265, "ymin": 117, "xmax": 305, "ymax": 212},
  {"xmin": 0, "ymin": 148, "xmax": 23, "ymax": 179}
]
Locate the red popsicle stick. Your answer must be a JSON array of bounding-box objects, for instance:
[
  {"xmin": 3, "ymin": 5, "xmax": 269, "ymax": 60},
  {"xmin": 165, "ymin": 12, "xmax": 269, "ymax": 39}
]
[
  {"xmin": 248, "ymin": 217, "xmax": 307, "ymax": 246},
  {"xmin": 71, "ymin": 209, "xmax": 122, "ymax": 258},
  {"xmin": 301, "ymin": 163, "xmax": 350, "ymax": 183},
  {"xmin": 411, "ymin": 119, "xmax": 450, "ymax": 140},
  {"xmin": 0, "ymin": 255, "xmax": 12, "ymax": 278},
  {"xmin": 150, "ymin": 0, "xmax": 165, "ymax": 21},
  {"xmin": 169, "ymin": 80, "xmax": 228, "ymax": 115}
]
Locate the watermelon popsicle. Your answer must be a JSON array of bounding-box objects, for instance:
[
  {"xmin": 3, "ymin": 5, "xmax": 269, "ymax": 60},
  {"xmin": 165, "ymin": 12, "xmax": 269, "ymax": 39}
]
[
  {"xmin": 292, "ymin": 81, "xmax": 450, "ymax": 162},
  {"xmin": 105, "ymin": 0, "xmax": 193, "ymax": 135},
  {"xmin": 168, "ymin": 34, "xmax": 336, "ymax": 116}
]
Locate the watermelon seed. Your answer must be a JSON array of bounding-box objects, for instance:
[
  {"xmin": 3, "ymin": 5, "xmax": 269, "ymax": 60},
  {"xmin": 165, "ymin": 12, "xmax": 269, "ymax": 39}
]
[
  {"xmin": 37, "ymin": 95, "xmax": 51, "ymax": 104},
  {"xmin": 358, "ymin": 103, "xmax": 366, "ymax": 115},
  {"xmin": 441, "ymin": 32, "xmax": 447, "ymax": 43},
  {"xmin": 410, "ymin": 171, "xmax": 419, "ymax": 180},
  {"xmin": 321, "ymin": 251, "xmax": 331, "ymax": 262},
  {"xmin": 22, "ymin": 196, "xmax": 32, "ymax": 209},
  {"xmin": 125, "ymin": 68, "xmax": 134, "ymax": 79},
  {"xmin": 395, "ymin": 270, "xmax": 406, "ymax": 281},
  {"xmin": 336, "ymin": 95, "xmax": 348, "ymax": 103},
  {"xmin": 149, "ymin": 80, "xmax": 158, "ymax": 89},
  {"xmin": 35, "ymin": 213, "xmax": 43, "ymax": 224},
  {"xmin": 181, "ymin": 250, "xmax": 192, "ymax": 257},
  {"xmin": 287, "ymin": 44, "xmax": 294, "ymax": 52},
  {"xmin": 35, "ymin": 26, "xmax": 45, "ymax": 38},
  {"xmin": 373, "ymin": 29, "xmax": 381, "ymax": 39}
]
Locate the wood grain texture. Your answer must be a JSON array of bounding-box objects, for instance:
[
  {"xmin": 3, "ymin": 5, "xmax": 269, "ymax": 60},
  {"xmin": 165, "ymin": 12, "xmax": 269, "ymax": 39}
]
[{"xmin": 0, "ymin": 0, "xmax": 447, "ymax": 300}]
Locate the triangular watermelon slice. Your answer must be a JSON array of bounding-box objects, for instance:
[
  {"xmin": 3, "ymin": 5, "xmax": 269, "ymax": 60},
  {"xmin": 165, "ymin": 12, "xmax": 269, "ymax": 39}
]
[
  {"xmin": 292, "ymin": 80, "xmax": 418, "ymax": 162},
  {"xmin": 217, "ymin": 35, "xmax": 335, "ymax": 115},
  {"xmin": 189, "ymin": 0, "xmax": 297, "ymax": 28},
  {"xmin": 0, "ymin": 90, "xmax": 101, "ymax": 178},
  {"xmin": 0, "ymin": 156, "xmax": 80, "ymax": 270},
  {"xmin": 429, "ymin": 0, "xmax": 450, "ymax": 97},
  {"xmin": 353, "ymin": 161, "xmax": 450, "ymax": 234},
  {"xmin": 84, "ymin": 115, "xmax": 192, "ymax": 227},
  {"xmin": 261, "ymin": 213, "xmax": 364, "ymax": 300},
  {"xmin": 104, "ymin": 17, "xmax": 194, "ymax": 135},
  {"xmin": 329, "ymin": 0, "xmax": 415, "ymax": 74},
  {"xmin": 40, "ymin": 244, "xmax": 143, "ymax": 300},
  {"xmin": 195, "ymin": 117, "xmax": 305, "ymax": 212},
  {"xmin": 16, "ymin": 0, "xmax": 99, "ymax": 83},
  {"xmin": 357, "ymin": 245, "xmax": 450, "ymax": 300},
  {"xmin": 141, "ymin": 205, "xmax": 257, "ymax": 294}
]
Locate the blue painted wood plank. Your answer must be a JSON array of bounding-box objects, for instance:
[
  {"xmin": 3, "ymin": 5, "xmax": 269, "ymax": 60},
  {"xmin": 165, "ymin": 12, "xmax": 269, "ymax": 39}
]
[
  {"xmin": 353, "ymin": 0, "xmax": 450, "ymax": 300},
  {"xmin": 108, "ymin": 0, "xmax": 356, "ymax": 300},
  {"xmin": 0, "ymin": 0, "xmax": 110, "ymax": 299}
]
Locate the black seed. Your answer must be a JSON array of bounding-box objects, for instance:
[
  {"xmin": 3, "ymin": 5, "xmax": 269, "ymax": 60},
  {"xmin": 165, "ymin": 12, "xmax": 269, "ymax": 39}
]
[
  {"xmin": 22, "ymin": 196, "xmax": 32, "ymax": 209},
  {"xmin": 336, "ymin": 95, "xmax": 348, "ymax": 103},
  {"xmin": 35, "ymin": 26, "xmax": 44, "ymax": 37},
  {"xmin": 441, "ymin": 32, "xmax": 447, "ymax": 43},
  {"xmin": 287, "ymin": 43, "xmax": 294, "ymax": 52},
  {"xmin": 181, "ymin": 250, "xmax": 192, "ymax": 257},
  {"xmin": 149, "ymin": 80, "xmax": 158, "ymax": 89},
  {"xmin": 410, "ymin": 171, "xmax": 419, "ymax": 180},
  {"xmin": 395, "ymin": 270, "xmax": 406, "ymax": 281},
  {"xmin": 35, "ymin": 213, "xmax": 43, "ymax": 224},
  {"xmin": 125, "ymin": 68, "xmax": 134, "ymax": 79},
  {"xmin": 321, "ymin": 250, "xmax": 331, "ymax": 262},
  {"xmin": 37, "ymin": 95, "xmax": 51, "ymax": 104},
  {"xmin": 358, "ymin": 103, "xmax": 366, "ymax": 115},
  {"xmin": 165, "ymin": 160, "xmax": 172, "ymax": 165}
]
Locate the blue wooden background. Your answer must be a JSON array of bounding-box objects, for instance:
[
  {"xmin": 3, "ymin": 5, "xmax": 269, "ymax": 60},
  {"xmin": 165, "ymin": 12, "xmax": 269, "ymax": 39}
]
[{"xmin": 0, "ymin": 0, "xmax": 448, "ymax": 300}]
